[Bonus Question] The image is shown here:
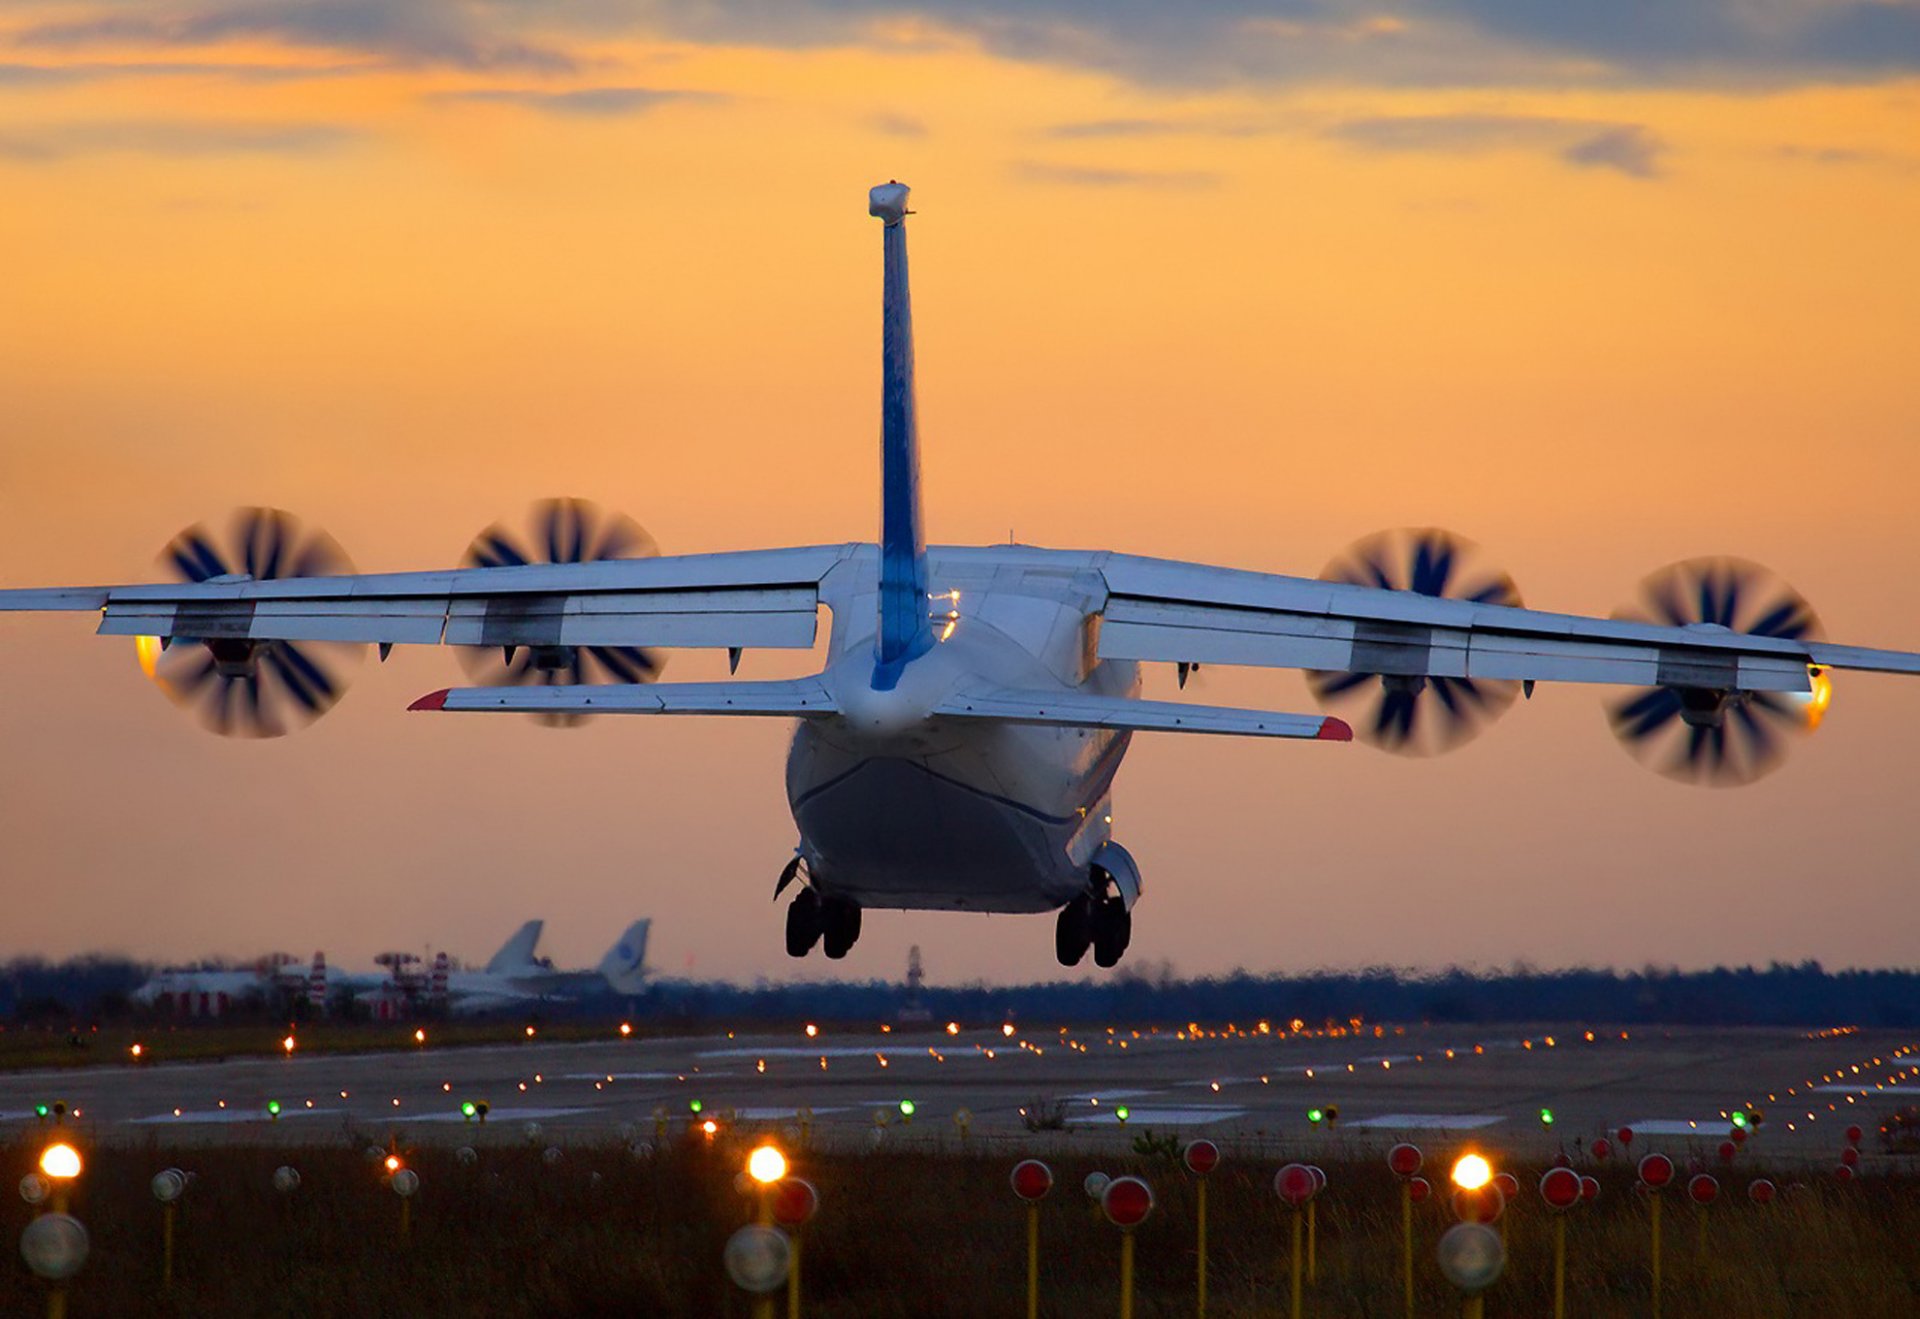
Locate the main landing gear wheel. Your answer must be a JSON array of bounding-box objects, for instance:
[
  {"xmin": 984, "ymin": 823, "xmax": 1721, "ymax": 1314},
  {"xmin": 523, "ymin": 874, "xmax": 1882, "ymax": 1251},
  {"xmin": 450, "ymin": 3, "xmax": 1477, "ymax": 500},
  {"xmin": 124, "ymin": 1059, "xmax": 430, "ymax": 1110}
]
[
  {"xmin": 1092, "ymin": 896, "xmax": 1131, "ymax": 969},
  {"xmin": 1055, "ymin": 895, "xmax": 1094, "ymax": 967},
  {"xmin": 821, "ymin": 899, "xmax": 862, "ymax": 960},
  {"xmin": 785, "ymin": 888, "xmax": 823, "ymax": 959}
]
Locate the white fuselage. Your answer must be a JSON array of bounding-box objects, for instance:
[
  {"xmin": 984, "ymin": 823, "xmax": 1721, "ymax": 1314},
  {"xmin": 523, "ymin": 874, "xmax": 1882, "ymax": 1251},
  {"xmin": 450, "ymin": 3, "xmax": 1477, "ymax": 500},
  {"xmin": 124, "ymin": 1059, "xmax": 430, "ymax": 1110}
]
[{"xmin": 786, "ymin": 547, "xmax": 1139, "ymax": 913}]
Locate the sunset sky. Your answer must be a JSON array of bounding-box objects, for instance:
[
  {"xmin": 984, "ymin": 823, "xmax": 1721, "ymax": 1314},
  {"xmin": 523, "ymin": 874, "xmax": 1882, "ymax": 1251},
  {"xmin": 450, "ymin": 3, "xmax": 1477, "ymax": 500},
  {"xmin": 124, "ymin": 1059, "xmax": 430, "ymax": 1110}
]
[{"xmin": 2, "ymin": 2, "xmax": 1917, "ymax": 984}]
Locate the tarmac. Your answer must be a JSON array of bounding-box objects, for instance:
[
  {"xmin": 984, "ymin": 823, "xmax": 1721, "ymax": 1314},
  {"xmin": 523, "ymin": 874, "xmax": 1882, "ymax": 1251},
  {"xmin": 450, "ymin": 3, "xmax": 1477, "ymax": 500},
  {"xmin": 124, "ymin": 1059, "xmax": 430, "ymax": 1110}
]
[{"xmin": 4, "ymin": 1022, "xmax": 1915, "ymax": 1165}]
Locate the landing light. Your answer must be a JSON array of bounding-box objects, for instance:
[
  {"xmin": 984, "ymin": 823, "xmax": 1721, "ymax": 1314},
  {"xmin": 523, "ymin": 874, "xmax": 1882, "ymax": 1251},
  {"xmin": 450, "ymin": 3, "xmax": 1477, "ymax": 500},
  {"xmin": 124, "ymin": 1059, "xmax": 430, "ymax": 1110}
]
[
  {"xmin": 1451, "ymin": 1153, "xmax": 1492, "ymax": 1190},
  {"xmin": 39, "ymin": 1144, "xmax": 81, "ymax": 1180}
]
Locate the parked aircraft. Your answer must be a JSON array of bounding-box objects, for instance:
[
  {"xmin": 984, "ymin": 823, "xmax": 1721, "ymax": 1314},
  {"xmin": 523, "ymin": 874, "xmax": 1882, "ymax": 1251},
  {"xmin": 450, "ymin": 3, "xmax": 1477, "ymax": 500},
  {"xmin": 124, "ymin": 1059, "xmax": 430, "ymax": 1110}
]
[
  {"xmin": 7, "ymin": 183, "xmax": 1917, "ymax": 969},
  {"xmin": 317, "ymin": 918, "xmax": 651, "ymax": 1016}
]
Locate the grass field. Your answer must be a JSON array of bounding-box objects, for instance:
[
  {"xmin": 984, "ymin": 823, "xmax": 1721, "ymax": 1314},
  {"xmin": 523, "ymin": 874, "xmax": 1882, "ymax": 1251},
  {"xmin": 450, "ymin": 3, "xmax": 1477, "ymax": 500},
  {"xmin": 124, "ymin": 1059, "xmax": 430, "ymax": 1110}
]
[{"xmin": 4, "ymin": 1128, "xmax": 1916, "ymax": 1316}]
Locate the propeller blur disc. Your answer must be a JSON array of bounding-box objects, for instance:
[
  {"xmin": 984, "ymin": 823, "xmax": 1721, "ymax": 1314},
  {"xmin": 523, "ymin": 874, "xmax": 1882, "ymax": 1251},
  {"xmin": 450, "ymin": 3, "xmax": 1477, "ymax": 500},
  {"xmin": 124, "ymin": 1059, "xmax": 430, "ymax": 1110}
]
[
  {"xmin": 458, "ymin": 498, "xmax": 664, "ymax": 726},
  {"xmin": 1306, "ymin": 528, "xmax": 1523, "ymax": 756},
  {"xmin": 147, "ymin": 508, "xmax": 363, "ymax": 738},
  {"xmin": 1607, "ymin": 557, "xmax": 1825, "ymax": 787}
]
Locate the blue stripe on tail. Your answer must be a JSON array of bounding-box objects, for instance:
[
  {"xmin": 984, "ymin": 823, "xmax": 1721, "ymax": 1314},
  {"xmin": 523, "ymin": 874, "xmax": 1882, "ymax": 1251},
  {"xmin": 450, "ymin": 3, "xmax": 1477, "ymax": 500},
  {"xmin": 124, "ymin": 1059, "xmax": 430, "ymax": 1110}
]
[{"xmin": 870, "ymin": 181, "xmax": 931, "ymax": 691}]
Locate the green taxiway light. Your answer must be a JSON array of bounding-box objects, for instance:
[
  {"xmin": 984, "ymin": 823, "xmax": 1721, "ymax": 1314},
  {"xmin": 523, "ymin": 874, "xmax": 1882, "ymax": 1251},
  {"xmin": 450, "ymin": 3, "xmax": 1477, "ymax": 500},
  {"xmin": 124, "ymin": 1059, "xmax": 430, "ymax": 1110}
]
[
  {"xmin": 1540, "ymin": 1107, "xmax": 1555, "ymax": 1126},
  {"xmin": 34, "ymin": 1104, "xmax": 49, "ymax": 1120},
  {"xmin": 689, "ymin": 1099, "xmax": 704, "ymax": 1114},
  {"xmin": 267, "ymin": 1101, "xmax": 281, "ymax": 1117},
  {"xmin": 899, "ymin": 1100, "xmax": 916, "ymax": 1117},
  {"xmin": 1731, "ymin": 1111, "xmax": 1749, "ymax": 1129},
  {"xmin": 461, "ymin": 1101, "xmax": 477, "ymax": 1119},
  {"xmin": 1115, "ymin": 1106, "xmax": 1130, "ymax": 1122},
  {"xmin": 1307, "ymin": 1107, "xmax": 1324, "ymax": 1124}
]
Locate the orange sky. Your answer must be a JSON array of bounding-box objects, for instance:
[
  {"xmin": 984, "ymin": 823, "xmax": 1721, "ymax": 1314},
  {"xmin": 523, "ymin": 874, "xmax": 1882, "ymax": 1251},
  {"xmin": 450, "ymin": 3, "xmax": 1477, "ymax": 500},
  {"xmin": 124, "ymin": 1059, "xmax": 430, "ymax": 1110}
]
[{"xmin": 2, "ymin": 4, "xmax": 1918, "ymax": 982}]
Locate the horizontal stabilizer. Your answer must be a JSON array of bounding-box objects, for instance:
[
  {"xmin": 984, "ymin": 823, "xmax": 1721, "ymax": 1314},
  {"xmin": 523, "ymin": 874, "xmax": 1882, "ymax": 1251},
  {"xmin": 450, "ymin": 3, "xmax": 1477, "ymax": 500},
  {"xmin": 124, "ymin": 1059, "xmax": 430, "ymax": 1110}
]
[
  {"xmin": 935, "ymin": 686, "xmax": 1350, "ymax": 740},
  {"xmin": 411, "ymin": 677, "xmax": 839, "ymax": 718}
]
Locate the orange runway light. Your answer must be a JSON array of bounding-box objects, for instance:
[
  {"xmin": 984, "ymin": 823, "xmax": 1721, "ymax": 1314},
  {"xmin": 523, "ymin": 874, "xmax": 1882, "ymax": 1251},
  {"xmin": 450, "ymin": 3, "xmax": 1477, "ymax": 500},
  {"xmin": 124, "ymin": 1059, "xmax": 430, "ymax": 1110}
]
[
  {"xmin": 282, "ymin": 1035, "xmax": 296, "ymax": 1054},
  {"xmin": 1451, "ymin": 1154, "xmax": 1492, "ymax": 1191}
]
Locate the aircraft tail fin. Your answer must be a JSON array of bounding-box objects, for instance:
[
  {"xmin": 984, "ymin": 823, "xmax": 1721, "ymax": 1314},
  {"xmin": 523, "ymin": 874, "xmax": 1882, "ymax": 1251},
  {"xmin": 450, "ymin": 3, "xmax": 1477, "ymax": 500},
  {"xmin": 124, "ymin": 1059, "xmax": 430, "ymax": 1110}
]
[
  {"xmin": 870, "ymin": 181, "xmax": 932, "ymax": 690},
  {"xmin": 598, "ymin": 919, "xmax": 651, "ymax": 996},
  {"xmin": 484, "ymin": 920, "xmax": 543, "ymax": 974}
]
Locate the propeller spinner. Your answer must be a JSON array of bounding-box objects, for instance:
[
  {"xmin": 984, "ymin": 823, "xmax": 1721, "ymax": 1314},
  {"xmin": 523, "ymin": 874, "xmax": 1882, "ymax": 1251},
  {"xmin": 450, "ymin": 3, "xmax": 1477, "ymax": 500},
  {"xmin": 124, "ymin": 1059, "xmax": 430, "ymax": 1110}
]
[
  {"xmin": 1608, "ymin": 557, "xmax": 1827, "ymax": 786},
  {"xmin": 457, "ymin": 498, "xmax": 664, "ymax": 725},
  {"xmin": 1306, "ymin": 528, "xmax": 1523, "ymax": 755},
  {"xmin": 145, "ymin": 508, "xmax": 363, "ymax": 738}
]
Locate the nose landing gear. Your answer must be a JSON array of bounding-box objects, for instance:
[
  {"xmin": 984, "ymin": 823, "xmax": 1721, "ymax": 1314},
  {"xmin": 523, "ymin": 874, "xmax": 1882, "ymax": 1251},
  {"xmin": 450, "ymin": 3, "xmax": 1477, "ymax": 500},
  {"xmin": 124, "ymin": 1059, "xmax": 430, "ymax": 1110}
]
[
  {"xmin": 1055, "ymin": 888, "xmax": 1131, "ymax": 968},
  {"xmin": 784, "ymin": 883, "xmax": 862, "ymax": 960}
]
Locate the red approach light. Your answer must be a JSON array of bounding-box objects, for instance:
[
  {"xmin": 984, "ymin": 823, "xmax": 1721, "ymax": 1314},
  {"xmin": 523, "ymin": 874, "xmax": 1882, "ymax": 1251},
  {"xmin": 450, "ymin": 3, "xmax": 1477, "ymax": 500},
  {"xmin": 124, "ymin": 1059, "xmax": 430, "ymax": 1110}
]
[
  {"xmin": 1182, "ymin": 1140, "xmax": 1220, "ymax": 1176},
  {"xmin": 1617, "ymin": 1126, "xmax": 1636, "ymax": 1147},
  {"xmin": 1551, "ymin": 1152, "xmax": 1573, "ymax": 1169},
  {"xmin": 1407, "ymin": 1176, "xmax": 1433, "ymax": 1205},
  {"xmin": 1840, "ymin": 1146, "xmax": 1860, "ymax": 1168},
  {"xmin": 1718, "ymin": 1141, "xmax": 1738, "ymax": 1165},
  {"xmin": 1101, "ymin": 1175, "xmax": 1154, "ymax": 1229},
  {"xmin": 1274, "ymin": 1163, "xmax": 1317, "ymax": 1209},
  {"xmin": 1388, "ymin": 1143, "xmax": 1423, "ymax": 1179},
  {"xmin": 1451, "ymin": 1183, "xmax": 1505, "ymax": 1225},
  {"xmin": 1493, "ymin": 1171, "xmax": 1520, "ymax": 1203},
  {"xmin": 1637, "ymin": 1153, "xmax": 1675, "ymax": 1190},
  {"xmin": 1729, "ymin": 1126, "xmax": 1748, "ymax": 1145},
  {"xmin": 1010, "ymin": 1160, "xmax": 1054, "ymax": 1202},
  {"xmin": 1687, "ymin": 1174, "xmax": 1719, "ymax": 1206},
  {"xmin": 1748, "ymin": 1178, "xmax": 1777, "ymax": 1205},
  {"xmin": 1835, "ymin": 1163, "xmax": 1856, "ymax": 1185},
  {"xmin": 772, "ymin": 1178, "xmax": 819, "ymax": 1228},
  {"xmin": 1845, "ymin": 1124, "xmax": 1864, "ymax": 1147},
  {"xmin": 1591, "ymin": 1138, "xmax": 1612, "ymax": 1161},
  {"xmin": 1539, "ymin": 1167, "xmax": 1582, "ymax": 1211},
  {"xmin": 1579, "ymin": 1176, "xmax": 1601, "ymax": 1203}
]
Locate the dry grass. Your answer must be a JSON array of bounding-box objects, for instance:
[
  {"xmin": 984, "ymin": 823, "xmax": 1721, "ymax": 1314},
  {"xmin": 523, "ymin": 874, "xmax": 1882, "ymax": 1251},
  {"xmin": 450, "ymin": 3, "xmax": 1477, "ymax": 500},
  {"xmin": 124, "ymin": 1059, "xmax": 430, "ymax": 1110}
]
[{"xmin": 3, "ymin": 1133, "xmax": 1915, "ymax": 1316}]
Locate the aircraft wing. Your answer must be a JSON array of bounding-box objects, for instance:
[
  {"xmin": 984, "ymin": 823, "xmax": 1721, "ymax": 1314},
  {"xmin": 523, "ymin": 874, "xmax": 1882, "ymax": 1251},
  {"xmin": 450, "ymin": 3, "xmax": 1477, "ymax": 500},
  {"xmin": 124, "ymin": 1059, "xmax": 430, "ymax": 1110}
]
[
  {"xmin": 1093, "ymin": 552, "xmax": 1920, "ymax": 691},
  {"xmin": 0, "ymin": 545, "xmax": 850, "ymax": 653}
]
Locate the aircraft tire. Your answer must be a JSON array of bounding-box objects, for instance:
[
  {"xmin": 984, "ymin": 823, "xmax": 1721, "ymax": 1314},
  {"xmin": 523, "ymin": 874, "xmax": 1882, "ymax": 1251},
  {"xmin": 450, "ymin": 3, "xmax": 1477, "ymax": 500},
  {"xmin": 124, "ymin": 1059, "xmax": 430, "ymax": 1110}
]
[
  {"xmin": 1055, "ymin": 896, "xmax": 1093, "ymax": 966},
  {"xmin": 785, "ymin": 888, "xmax": 824, "ymax": 958},
  {"xmin": 1091, "ymin": 897, "xmax": 1130, "ymax": 968},
  {"xmin": 821, "ymin": 898, "xmax": 862, "ymax": 959}
]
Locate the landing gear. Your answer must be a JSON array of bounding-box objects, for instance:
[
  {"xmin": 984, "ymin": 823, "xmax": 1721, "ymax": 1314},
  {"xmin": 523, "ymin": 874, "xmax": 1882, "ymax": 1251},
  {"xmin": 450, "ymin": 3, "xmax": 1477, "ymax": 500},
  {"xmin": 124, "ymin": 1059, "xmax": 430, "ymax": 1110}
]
[
  {"xmin": 786, "ymin": 886, "xmax": 862, "ymax": 959},
  {"xmin": 1056, "ymin": 890, "xmax": 1131, "ymax": 968},
  {"xmin": 821, "ymin": 898, "xmax": 862, "ymax": 959},
  {"xmin": 785, "ymin": 887, "xmax": 822, "ymax": 958}
]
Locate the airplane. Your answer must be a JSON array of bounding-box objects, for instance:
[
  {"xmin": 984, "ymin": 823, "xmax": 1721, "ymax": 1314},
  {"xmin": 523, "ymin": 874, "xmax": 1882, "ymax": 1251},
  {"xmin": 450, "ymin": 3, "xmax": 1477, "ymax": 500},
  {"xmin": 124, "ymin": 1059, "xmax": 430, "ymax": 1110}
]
[
  {"xmin": 131, "ymin": 953, "xmax": 310, "ymax": 1016},
  {"xmin": 317, "ymin": 919, "xmax": 653, "ymax": 1016},
  {"xmin": 7, "ymin": 180, "xmax": 1920, "ymax": 971}
]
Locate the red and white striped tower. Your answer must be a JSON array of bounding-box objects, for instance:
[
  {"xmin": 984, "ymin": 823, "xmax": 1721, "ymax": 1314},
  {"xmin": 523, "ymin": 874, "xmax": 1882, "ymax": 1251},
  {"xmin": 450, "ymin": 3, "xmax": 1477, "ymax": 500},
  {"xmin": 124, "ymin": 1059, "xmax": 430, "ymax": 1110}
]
[
  {"xmin": 307, "ymin": 952, "xmax": 328, "ymax": 1013},
  {"xmin": 430, "ymin": 951, "xmax": 449, "ymax": 1002}
]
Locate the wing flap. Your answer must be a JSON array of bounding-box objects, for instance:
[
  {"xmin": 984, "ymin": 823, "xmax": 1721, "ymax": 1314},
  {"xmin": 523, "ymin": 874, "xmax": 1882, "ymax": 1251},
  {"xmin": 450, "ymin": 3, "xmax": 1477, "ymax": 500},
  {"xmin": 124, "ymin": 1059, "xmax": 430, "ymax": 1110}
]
[
  {"xmin": 934, "ymin": 686, "xmax": 1350, "ymax": 740},
  {"xmin": 411, "ymin": 677, "xmax": 839, "ymax": 718}
]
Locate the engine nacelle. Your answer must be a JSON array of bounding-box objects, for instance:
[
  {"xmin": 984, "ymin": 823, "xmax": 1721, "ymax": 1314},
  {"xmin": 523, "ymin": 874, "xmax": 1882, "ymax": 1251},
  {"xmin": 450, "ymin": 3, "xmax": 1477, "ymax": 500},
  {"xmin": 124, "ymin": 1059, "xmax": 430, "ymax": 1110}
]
[{"xmin": 1091, "ymin": 840, "xmax": 1142, "ymax": 912}]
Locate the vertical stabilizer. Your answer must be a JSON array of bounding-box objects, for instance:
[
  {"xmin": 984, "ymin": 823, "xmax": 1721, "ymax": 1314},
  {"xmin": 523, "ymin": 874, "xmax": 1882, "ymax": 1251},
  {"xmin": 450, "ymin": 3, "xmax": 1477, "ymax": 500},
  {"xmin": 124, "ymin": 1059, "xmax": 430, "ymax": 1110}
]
[
  {"xmin": 870, "ymin": 181, "xmax": 932, "ymax": 690},
  {"xmin": 485, "ymin": 919, "xmax": 543, "ymax": 974},
  {"xmin": 598, "ymin": 918, "xmax": 652, "ymax": 995}
]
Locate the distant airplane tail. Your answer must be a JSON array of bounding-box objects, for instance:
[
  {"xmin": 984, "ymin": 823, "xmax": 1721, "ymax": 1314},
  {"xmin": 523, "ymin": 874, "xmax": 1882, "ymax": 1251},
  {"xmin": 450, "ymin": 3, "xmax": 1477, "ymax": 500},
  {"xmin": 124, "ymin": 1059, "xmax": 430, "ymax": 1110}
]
[
  {"xmin": 869, "ymin": 181, "xmax": 932, "ymax": 691},
  {"xmin": 484, "ymin": 919, "xmax": 543, "ymax": 974},
  {"xmin": 597, "ymin": 919, "xmax": 651, "ymax": 996}
]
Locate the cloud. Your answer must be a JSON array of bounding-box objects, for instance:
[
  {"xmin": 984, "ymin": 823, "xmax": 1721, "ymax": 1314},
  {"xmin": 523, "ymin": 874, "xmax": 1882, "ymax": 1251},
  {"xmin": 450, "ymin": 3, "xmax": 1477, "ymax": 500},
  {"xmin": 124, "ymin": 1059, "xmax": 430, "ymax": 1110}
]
[
  {"xmin": 429, "ymin": 86, "xmax": 724, "ymax": 115},
  {"xmin": 1010, "ymin": 160, "xmax": 1222, "ymax": 189},
  {"xmin": 0, "ymin": 121, "xmax": 357, "ymax": 163},
  {"xmin": 864, "ymin": 113, "xmax": 928, "ymax": 138},
  {"xmin": 0, "ymin": 60, "xmax": 371, "ymax": 85},
  {"xmin": 1561, "ymin": 125, "xmax": 1663, "ymax": 178},
  {"xmin": 21, "ymin": 2, "xmax": 577, "ymax": 73},
  {"xmin": 1327, "ymin": 113, "xmax": 1668, "ymax": 178}
]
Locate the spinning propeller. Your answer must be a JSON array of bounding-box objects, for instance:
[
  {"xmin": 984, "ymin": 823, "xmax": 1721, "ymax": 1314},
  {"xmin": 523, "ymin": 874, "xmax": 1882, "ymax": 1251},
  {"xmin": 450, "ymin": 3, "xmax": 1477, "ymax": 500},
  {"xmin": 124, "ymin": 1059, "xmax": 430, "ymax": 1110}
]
[
  {"xmin": 143, "ymin": 508, "xmax": 362, "ymax": 738},
  {"xmin": 1306, "ymin": 528, "xmax": 1523, "ymax": 755},
  {"xmin": 1608, "ymin": 557, "xmax": 1828, "ymax": 786},
  {"xmin": 458, "ymin": 498, "xmax": 664, "ymax": 725}
]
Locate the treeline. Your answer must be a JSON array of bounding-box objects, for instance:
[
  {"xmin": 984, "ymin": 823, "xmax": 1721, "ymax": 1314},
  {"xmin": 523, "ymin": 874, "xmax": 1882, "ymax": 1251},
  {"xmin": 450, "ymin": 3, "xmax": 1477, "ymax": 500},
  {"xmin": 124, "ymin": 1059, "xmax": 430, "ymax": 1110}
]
[
  {"xmin": 640, "ymin": 961, "xmax": 1920, "ymax": 1029},
  {"xmin": 3, "ymin": 957, "xmax": 1916, "ymax": 1029}
]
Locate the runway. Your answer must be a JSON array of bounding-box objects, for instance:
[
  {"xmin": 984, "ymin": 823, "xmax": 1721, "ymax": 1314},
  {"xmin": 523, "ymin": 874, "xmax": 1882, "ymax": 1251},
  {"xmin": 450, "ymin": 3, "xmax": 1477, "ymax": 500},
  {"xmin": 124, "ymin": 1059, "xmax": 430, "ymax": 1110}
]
[{"xmin": 5, "ymin": 1022, "xmax": 1914, "ymax": 1162}]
